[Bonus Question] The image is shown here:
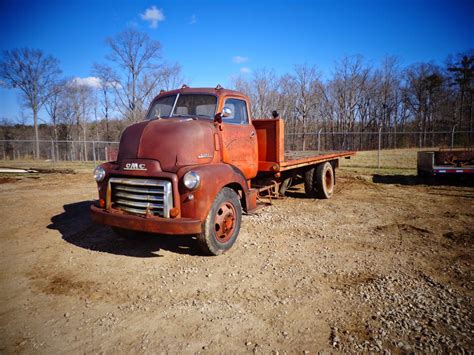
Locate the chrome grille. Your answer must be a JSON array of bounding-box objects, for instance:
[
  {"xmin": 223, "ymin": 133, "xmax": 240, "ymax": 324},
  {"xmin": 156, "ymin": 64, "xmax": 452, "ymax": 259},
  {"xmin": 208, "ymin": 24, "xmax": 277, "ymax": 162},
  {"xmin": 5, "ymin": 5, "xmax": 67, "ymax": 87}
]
[{"xmin": 109, "ymin": 177, "xmax": 173, "ymax": 218}]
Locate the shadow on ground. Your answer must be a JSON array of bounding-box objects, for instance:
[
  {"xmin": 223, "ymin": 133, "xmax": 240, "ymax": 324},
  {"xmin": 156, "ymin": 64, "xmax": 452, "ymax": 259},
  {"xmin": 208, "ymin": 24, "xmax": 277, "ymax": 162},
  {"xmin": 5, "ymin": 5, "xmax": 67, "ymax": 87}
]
[
  {"xmin": 372, "ymin": 174, "xmax": 474, "ymax": 187},
  {"xmin": 48, "ymin": 200, "xmax": 201, "ymax": 257}
]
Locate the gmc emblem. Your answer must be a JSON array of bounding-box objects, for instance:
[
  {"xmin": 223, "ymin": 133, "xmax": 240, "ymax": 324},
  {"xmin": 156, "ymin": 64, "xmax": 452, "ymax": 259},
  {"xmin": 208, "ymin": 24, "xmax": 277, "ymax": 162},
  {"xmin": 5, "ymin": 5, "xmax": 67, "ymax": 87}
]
[{"xmin": 124, "ymin": 163, "xmax": 147, "ymax": 171}]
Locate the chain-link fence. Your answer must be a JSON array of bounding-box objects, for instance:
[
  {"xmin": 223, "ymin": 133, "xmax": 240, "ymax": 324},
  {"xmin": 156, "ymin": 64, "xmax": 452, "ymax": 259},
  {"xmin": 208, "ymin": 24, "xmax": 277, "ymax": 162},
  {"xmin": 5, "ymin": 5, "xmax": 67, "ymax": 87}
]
[
  {"xmin": 1, "ymin": 130, "xmax": 472, "ymax": 167},
  {"xmin": 0, "ymin": 140, "xmax": 120, "ymax": 164},
  {"xmin": 284, "ymin": 129, "xmax": 473, "ymax": 152},
  {"xmin": 284, "ymin": 130, "xmax": 472, "ymax": 169}
]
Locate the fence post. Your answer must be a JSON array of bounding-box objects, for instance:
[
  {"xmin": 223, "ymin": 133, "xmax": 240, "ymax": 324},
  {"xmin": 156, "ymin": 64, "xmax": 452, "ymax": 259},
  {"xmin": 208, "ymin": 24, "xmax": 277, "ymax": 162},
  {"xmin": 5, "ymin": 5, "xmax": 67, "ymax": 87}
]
[
  {"xmin": 92, "ymin": 141, "xmax": 97, "ymax": 166},
  {"xmin": 451, "ymin": 126, "xmax": 455, "ymax": 150},
  {"xmin": 51, "ymin": 140, "xmax": 55, "ymax": 162},
  {"xmin": 317, "ymin": 128, "xmax": 322, "ymax": 153},
  {"xmin": 378, "ymin": 127, "xmax": 382, "ymax": 169}
]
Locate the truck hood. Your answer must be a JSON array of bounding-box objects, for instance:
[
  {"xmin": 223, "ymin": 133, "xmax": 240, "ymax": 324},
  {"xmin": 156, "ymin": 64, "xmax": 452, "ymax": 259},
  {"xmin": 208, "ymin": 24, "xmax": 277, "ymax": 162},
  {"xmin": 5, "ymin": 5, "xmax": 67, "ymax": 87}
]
[{"xmin": 117, "ymin": 118, "xmax": 216, "ymax": 172}]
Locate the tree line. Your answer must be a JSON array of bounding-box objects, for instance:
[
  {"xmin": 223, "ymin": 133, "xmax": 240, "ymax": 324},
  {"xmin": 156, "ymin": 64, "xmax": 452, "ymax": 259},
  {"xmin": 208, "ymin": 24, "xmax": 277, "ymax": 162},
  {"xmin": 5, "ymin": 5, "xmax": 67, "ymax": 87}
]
[
  {"xmin": 0, "ymin": 28, "xmax": 183, "ymax": 159},
  {"xmin": 232, "ymin": 54, "xmax": 473, "ymax": 150},
  {"xmin": 0, "ymin": 27, "xmax": 473, "ymax": 158}
]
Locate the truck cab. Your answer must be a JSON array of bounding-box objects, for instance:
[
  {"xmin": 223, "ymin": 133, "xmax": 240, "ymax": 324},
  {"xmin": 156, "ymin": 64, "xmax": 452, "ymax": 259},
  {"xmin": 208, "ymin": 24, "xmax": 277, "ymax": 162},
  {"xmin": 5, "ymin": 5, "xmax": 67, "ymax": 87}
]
[{"xmin": 91, "ymin": 86, "xmax": 261, "ymax": 255}]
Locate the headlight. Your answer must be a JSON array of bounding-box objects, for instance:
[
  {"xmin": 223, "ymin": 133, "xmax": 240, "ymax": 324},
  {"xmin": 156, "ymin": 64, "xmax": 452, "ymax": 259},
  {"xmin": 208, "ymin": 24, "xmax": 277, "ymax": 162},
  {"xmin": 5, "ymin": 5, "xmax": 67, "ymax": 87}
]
[
  {"xmin": 93, "ymin": 166, "xmax": 106, "ymax": 182},
  {"xmin": 183, "ymin": 171, "xmax": 200, "ymax": 190}
]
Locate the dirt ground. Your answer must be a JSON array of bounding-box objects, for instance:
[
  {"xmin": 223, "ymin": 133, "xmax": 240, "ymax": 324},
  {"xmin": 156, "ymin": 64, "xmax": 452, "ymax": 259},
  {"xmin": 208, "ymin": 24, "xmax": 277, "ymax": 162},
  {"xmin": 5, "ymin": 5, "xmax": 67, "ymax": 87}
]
[{"xmin": 0, "ymin": 169, "xmax": 472, "ymax": 353}]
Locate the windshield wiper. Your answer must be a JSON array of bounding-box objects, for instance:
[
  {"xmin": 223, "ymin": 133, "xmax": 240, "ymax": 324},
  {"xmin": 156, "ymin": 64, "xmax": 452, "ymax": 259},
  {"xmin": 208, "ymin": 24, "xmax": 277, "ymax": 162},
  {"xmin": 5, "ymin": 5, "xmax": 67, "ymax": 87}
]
[{"xmin": 169, "ymin": 93, "xmax": 180, "ymax": 117}]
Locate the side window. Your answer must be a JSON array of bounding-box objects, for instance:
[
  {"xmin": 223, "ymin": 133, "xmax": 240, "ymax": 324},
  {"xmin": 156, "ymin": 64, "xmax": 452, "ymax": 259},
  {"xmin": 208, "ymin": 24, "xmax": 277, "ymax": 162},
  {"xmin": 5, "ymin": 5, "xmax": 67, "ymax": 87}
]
[{"xmin": 223, "ymin": 98, "xmax": 248, "ymax": 124}]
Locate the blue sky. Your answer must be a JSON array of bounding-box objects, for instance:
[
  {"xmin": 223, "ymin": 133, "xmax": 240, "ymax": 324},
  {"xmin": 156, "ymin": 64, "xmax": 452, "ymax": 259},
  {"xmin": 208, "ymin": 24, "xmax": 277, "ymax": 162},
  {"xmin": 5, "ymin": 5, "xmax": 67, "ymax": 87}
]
[{"xmin": 0, "ymin": 0, "xmax": 473, "ymax": 123}]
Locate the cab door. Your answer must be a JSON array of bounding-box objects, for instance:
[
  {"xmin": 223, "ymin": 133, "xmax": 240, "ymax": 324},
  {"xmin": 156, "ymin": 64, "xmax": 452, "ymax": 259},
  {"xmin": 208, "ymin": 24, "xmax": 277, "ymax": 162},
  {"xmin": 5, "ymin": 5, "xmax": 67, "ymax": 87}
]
[{"xmin": 220, "ymin": 98, "xmax": 258, "ymax": 179}]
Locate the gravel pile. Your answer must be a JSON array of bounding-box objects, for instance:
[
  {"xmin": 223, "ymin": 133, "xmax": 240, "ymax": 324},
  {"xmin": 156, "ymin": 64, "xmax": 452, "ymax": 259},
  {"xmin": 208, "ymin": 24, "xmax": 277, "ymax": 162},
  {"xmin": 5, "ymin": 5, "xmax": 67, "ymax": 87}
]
[{"xmin": 335, "ymin": 272, "xmax": 473, "ymax": 352}]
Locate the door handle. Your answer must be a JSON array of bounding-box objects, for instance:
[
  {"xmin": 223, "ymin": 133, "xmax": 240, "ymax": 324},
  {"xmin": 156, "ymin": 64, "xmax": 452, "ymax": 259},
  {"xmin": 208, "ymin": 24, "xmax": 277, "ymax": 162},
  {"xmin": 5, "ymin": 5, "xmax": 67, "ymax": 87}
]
[{"xmin": 250, "ymin": 131, "xmax": 256, "ymax": 138}]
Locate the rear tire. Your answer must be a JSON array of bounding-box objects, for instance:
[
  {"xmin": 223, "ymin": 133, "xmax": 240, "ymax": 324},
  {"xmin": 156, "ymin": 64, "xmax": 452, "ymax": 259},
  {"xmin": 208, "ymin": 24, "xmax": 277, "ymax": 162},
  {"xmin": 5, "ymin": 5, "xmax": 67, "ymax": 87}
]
[
  {"xmin": 197, "ymin": 187, "xmax": 242, "ymax": 256},
  {"xmin": 304, "ymin": 162, "xmax": 335, "ymax": 199}
]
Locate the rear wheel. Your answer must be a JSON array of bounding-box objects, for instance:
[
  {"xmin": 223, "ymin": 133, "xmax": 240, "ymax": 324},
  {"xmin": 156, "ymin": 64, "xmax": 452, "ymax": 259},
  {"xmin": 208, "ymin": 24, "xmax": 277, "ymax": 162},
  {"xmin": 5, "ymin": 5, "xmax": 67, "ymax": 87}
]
[
  {"xmin": 304, "ymin": 162, "xmax": 335, "ymax": 199},
  {"xmin": 197, "ymin": 187, "xmax": 242, "ymax": 256}
]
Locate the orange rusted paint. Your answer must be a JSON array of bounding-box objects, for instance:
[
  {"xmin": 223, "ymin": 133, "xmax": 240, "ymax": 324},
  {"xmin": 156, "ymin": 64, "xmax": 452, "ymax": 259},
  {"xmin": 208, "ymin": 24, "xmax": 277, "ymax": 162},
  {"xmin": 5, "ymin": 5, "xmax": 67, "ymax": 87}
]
[
  {"xmin": 253, "ymin": 119, "xmax": 285, "ymax": 166},
  {"xmin": 90, "ymin": 86, "xmax": 355, "ymax": 237},
  {"xmin": 91, "ymin": 205, "xmax": 202, "ymax": 234}
]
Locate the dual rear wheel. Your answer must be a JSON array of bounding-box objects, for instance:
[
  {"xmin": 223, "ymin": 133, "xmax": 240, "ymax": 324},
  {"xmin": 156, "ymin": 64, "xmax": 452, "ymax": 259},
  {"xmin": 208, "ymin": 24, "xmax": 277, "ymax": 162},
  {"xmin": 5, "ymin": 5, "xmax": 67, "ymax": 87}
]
[{"xmin": 304, "ymin": 162, "xmax": 335, "ymax": 199}]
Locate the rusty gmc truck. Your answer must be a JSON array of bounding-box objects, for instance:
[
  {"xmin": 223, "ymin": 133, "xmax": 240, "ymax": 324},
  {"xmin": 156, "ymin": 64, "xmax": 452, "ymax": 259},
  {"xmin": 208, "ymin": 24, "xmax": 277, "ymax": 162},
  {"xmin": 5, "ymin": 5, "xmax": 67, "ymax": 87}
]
[{"xmin": 91, "ymin": 86, "xmax": 355, "ymax": 255}]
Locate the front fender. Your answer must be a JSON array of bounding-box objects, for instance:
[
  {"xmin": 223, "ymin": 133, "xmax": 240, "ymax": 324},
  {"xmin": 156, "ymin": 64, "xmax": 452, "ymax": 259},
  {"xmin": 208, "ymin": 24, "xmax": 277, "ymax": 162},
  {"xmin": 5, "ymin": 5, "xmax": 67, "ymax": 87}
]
[{"xmin": 177, "ymin": 164, "xmax": 249, "ymax": 222}]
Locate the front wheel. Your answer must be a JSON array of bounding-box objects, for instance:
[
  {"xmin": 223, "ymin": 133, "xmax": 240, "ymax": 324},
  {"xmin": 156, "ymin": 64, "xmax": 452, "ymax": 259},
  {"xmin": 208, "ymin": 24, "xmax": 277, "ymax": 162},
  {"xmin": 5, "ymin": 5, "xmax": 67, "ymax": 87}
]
[{"xmin": 197, "ymin": 187, "xmax": 242, "ymax": 256}]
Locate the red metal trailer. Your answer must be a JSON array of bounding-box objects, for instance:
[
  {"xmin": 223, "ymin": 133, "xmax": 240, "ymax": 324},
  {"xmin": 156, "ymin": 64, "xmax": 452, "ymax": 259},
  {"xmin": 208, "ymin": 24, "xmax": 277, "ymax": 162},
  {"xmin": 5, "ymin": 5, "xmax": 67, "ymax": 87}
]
[{"xmin": 417, "ymin": 150, "xmax": 474, "ymax": 176}]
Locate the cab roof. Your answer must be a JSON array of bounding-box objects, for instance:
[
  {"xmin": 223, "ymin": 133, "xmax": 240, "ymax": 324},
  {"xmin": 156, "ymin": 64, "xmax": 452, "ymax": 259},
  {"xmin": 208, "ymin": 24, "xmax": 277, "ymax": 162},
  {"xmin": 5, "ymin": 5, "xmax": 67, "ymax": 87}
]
[{"xmin": 154, "ymin": 86, "xmax": 248, "ymax": 100}]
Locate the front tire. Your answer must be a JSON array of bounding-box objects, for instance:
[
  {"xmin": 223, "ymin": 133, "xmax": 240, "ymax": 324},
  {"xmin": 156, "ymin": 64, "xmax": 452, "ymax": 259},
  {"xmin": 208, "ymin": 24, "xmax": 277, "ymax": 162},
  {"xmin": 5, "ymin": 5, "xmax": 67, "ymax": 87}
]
[{"xmin": 197, "ymin": 187, "xmax": 242, "ymax": 256}]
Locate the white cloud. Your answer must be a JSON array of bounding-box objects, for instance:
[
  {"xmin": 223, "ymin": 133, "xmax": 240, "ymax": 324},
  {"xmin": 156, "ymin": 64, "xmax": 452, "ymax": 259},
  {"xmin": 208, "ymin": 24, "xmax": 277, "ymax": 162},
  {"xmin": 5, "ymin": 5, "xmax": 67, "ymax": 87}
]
[
  {"xmin": 71, "ymin": 77, "xmax": 102, "ymax": 88},
  {"xmin": 189, "ymin": 14, "xmax": 197, "ymax": 25},
  {"xmin": 141, "ymin": 6, "xmax": 165, "ymax": 28},
  {"xmin": 233, "ymin": 56, "xmax": 248, "ymax": 64},
  {"xmin": 240, "ymin": 67, "xmax": 251, "ymax": 74}
]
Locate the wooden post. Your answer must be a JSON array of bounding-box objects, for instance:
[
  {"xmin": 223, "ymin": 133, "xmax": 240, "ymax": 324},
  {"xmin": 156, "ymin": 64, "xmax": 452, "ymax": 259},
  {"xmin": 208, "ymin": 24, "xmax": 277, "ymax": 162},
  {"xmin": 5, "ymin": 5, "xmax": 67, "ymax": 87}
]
[
  {"xmin": 51, "ymin": 140, "xmax": 55, "ymax": 162},
  {"xmin": 92, "ymin": 141, "xmax": 96, "ymax": 165},
  {"xmin": 378, "ymin": 127, "xmax": 382, "ymax": 169},
  {"xmin": 317, "ymin": 128, "xmax": 322, "ymax": 153},
  {"xmin": 451, "ymin": 126, "xmax": 455, "ymax": 150}
]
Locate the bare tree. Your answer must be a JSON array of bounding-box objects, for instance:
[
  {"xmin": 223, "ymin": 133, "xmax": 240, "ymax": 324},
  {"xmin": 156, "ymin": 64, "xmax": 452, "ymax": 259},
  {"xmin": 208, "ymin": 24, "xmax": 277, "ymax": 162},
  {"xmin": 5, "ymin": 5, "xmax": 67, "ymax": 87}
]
[
  {"xmin": 232, "ymin": 69, "xmax": 280, "ymax": 118},
  {"xmin": 327, "ymin": 56, "xmax": 371, "ymax": 149},
  {"xmin": 92, "ymin": 63, "xmax": 117, "ymax": 140},
  {"xmin": 447, "ymin": 52, "xmax": 474, "ymax": 135},
  {"xmin": 105, "ymin": 28, "xmax": 163, "ymax": 121},
  {"xmin": 156, "ymin": 62, "xmax": 185, "ymax": 91},
  {"xmin": 292, "ymin": 64, "xmax": 322, "ymax": 150},
  {"xmin": 0, "ymin": 48, "xmax": 61, "ymax": 158},
  {"xmin": 402, "ymin": 63, "xmax": 445, "ymax": 146},
  {"xmin": 59, "ymin": 81, "xmax": 95, "ymax": 160},
  {"xmin": 44, "ymin": 80, "xmax": 67, "ymax": 159}
]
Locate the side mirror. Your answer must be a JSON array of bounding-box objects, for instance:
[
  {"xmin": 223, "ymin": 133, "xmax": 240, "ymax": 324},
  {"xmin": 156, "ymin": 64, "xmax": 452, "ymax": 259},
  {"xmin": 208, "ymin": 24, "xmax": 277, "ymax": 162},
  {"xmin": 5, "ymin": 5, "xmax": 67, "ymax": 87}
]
[
  {"xmin": 214, "ymin": 106, "xmax": 233, "ymax": 123},
  {"xmin": 222, "ymin": 106, "xmax": 233, "ymax": 117}
]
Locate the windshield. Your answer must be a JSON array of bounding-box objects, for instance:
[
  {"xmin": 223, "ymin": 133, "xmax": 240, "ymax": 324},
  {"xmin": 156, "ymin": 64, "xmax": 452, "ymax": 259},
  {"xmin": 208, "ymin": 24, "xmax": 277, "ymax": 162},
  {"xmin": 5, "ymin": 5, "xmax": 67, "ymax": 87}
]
[{"xmin": 147, "ymin": 94, "xmax": 217, "ymax": 120}]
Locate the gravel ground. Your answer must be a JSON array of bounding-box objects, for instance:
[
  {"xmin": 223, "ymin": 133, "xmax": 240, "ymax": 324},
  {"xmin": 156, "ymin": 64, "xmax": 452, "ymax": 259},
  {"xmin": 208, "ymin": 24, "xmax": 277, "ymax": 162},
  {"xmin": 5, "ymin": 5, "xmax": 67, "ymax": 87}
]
[{"xmin": 0, "ymin": 170, "xmax": 472, "ymax": 353}]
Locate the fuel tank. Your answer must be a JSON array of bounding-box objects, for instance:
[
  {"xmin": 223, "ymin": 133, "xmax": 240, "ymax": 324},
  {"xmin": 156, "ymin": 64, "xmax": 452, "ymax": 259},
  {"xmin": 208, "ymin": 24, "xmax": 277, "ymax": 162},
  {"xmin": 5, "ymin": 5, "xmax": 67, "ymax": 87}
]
[{"xmin": 117, "ymin": 118, "xmax": 216, "ymax": 172}]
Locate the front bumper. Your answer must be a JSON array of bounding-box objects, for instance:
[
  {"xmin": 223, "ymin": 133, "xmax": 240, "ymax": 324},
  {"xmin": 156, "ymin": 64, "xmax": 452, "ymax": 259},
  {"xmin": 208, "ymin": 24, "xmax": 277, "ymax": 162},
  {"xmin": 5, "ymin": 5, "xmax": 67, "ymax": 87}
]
[{"xmin": 90, "ymin": 205, "xmax": 202, "ymax": 235}]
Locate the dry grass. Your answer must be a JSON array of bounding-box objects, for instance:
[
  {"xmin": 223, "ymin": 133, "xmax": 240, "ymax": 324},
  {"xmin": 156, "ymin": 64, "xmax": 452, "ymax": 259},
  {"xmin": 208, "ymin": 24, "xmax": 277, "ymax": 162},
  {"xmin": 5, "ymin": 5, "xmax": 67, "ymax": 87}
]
[
  {"xmin": 0, "ymin": 148, "xmax": 438, "ymax": 176},
  {"xmin": 340, "ymin": 148, "xmax": 422, "ymax": 175},
  {"xmin": 0, "ymin": 159, "xmax": 99, "ymax": 173}
]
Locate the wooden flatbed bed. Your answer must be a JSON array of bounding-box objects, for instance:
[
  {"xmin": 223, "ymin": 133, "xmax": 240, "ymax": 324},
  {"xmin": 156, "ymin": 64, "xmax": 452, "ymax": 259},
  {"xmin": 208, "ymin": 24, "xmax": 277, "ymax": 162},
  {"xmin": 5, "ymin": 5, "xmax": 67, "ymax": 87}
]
[{"xmin": 280, "ymin": 151, "xmax": 355, "ymax": 171}]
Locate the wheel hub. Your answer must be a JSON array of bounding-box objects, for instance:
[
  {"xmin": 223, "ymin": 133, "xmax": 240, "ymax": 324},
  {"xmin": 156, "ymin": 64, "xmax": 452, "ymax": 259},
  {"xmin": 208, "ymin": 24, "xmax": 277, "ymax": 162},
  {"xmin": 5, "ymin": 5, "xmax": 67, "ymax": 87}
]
[{"xmin": 214, "ymin": 202, "xmax": 236, "ymax": 243}]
